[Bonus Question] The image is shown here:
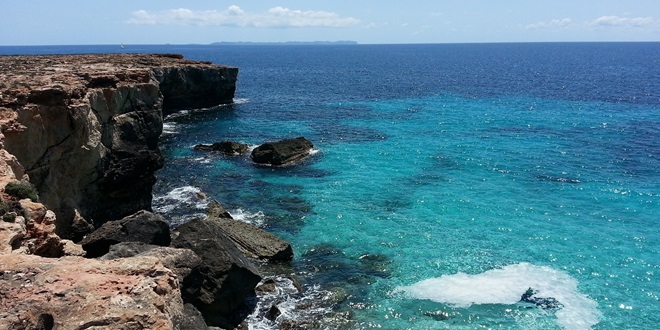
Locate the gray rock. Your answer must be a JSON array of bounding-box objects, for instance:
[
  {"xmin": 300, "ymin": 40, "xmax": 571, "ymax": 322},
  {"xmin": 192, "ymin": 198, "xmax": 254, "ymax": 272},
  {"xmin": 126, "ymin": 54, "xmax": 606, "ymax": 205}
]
[
  {"xmin": 211, "ymin": 217, "xmax": 294, "ymax": 263},
  {"xmin": 251, "ymin": 137, "xmax": 314, "ymax": 166},
  {"xmin": 80, "ymin": 210, "xmax": 170, "ymax": 258},
  {"xmin": 101, "ymin": 242, "xmax": 202, "ymax": 280},
  {"xmin": 194, "ymin": 141, "xmax": 249, "ymax": 155},
  {"xmin": 174, "ymin": 304, "xmax": 210, "ymax": 330},
  {"xmin": 171, "ymin": 218, "xmax": 261, "ymax": 328}
]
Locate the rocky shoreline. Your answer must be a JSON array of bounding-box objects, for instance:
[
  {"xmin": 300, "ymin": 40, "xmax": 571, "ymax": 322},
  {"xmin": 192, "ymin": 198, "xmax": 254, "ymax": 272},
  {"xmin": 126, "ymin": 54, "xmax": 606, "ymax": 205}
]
[{"xmin": 0, "ymin": 54, "xmax": 297, "ymax": 329}]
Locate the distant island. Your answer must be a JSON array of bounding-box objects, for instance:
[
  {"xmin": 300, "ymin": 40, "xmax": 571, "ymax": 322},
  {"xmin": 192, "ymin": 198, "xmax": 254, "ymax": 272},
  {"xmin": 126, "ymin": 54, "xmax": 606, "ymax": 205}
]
[{"xmin": 211, "ymin": 41, "xmax": 358, "ymax": 46}]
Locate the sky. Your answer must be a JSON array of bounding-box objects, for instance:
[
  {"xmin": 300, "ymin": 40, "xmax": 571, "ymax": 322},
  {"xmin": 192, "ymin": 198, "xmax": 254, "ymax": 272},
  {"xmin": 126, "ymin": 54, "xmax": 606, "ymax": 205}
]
[{"xmin": 1, "ymin": 1, "xmax": 659, "ymax": 45}]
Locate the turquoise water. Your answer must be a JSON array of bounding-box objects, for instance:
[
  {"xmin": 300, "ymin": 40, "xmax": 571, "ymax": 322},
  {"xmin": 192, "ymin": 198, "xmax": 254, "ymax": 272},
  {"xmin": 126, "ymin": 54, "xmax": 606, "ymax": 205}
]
[
  {"xmin": 150, "ymin": 43, "xmax": 659, "ymax": 329},
  {"xmin": 7, "ymin": 43, "xmax": 654, "ymax": 329},
  {"xmin": 157, "ymin": 92, "xmax": 658, "ymax": 329}
]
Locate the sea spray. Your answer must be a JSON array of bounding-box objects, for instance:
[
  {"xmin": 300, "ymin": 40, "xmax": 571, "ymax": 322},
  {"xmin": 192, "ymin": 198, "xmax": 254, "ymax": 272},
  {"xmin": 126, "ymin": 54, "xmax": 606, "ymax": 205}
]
[{"xmin": 397, "ymin": 263, "xmax": 601, "ymax": 329}]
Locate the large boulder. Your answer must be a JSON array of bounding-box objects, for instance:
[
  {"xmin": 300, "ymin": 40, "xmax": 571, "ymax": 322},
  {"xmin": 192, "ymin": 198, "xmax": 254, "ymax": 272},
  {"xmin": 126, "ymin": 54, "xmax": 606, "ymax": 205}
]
[
  {"xmin": 0, "ymin": 254, "xmax": 184, "ymax": 330},
  {"xmin": 80, "ymin": 210, "xmax": 170, "ymax": 258},
  {"xmin": 251, "ymin": 137, "xmax": 314, "ymax": 166},
  {"xmin": 171, "ymin": 218, "xmax": 261, "ymax": 328},
  {"xmin": 194, "ymin": 141, "xmax": 249, "ymax": 155},
  {"xmin": 206, "ymin": 200, "xmax": 293, "ymax": 262}
]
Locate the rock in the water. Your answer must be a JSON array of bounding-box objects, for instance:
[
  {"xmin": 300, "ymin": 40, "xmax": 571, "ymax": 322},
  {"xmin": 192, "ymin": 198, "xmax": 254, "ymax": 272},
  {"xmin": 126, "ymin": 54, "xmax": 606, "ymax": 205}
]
[
  {"xmin": 211, "ymin": 216, "xmax": 294, "ymax": 263},
  {"xmin": 520, "ymin": 287, "xmax": 564, "ymax": 309},
  {"xmin": 0, "ymin": 253, "xmax": 185, "ymax": 330},
  {"xmin": 251, "ymin": 137, "xmax": 314, "ymax": 166},
  {"xmin": 80, "ymin": 210, "xmax": 171, "ymax": 258},
  {"xmin": 266, "ymin": 304, "xmax": 281, "ymax": 321},
  {"xmin": 207, "ymin": 200, "xmax": 233, "ymax": 219},
  {"xmin": 171, "ymin": 218, "xmax": 261, "ymax": 328},
  {"xmin": 194, "ymin": 141, "xmax": 249, "ymax": 155}
]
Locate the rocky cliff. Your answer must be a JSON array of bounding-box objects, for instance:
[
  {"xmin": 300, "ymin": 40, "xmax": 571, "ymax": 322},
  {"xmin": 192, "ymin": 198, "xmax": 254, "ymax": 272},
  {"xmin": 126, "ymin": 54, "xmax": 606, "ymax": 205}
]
[{"xmin": 0, "ymin": 54, "xmax": 237, "ymax": 238}]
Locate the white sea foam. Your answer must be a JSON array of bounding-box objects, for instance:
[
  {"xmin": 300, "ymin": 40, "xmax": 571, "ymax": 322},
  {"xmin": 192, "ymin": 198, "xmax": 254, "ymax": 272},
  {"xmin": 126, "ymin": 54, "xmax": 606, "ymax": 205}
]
[
  {"xmin": 162, "ymin": 122, "xmax": 179, "ymax": 134},
  {"xmin": 247, "ymin": 277, "xmax": 339, "ymax": 330},
  {"xmin": 233, "ymin": 98, "xmax": 250, "ymax": 104},
  {"xmin": 229, "ymin": 208, "xmax": 266, "ymax": 226},
  {"xmin": 152, "ymin": 186, "xmax": 208, "ymax": 214},
  {"xmin": 397, "ymin": 262, "xmax": 601, "ymax": 330}
]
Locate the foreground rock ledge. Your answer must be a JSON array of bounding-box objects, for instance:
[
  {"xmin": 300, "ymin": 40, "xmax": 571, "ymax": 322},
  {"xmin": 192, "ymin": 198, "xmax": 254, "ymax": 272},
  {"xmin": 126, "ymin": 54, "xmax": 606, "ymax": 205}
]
[{"xmin": 0, "ymin": 54, "xmax": 237, "ymax": 238}]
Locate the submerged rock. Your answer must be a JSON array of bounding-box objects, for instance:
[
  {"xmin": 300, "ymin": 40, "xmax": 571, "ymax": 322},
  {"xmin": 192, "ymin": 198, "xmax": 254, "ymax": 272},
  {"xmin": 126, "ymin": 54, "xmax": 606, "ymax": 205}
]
[
  {"xmin": 251, "ymin": 137, "xmax": 314, "ymax": 166},
  {"xmin": 80, "ymin": 210, "xmax": 171, "ymax": 258},
  {"xmin": 520, "ymin": 287, "xmax": 564, "ymax": 309},
  {"xmin": 194, "ymin": 141, "xmax": 249, "ymax": 155}
]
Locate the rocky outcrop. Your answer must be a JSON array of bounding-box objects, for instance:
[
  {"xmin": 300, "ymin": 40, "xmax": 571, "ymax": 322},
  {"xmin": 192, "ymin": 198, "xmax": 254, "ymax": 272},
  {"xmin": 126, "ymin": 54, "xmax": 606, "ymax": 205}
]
[
  {"xmin": 0, "ymin": 253, "xmax": 185, "ymax": 330},
  {"xmin": 80, "ymin": 210, "xmax": 171, "ymax": 258},
  {"xmin": 101, "ymin": 242, "xmax": 202, "ymax": 282},
  {"xmin": 206, "ymin": 200, "xmax": 293, "ymax": 262},
  {"xmin": 194, "ymin": 141, "xmax": 249, "ymax": 155},
  {"xmin": 0, "ymin": 54, "xmax": 237, "ymax": 238},
  {"xmin": 172, "ymin": 218, "xmax": 262, "ymax": 328},
  {"xmin": 251, "ymin": 137, "xmax": 314, "ymax": 166}
]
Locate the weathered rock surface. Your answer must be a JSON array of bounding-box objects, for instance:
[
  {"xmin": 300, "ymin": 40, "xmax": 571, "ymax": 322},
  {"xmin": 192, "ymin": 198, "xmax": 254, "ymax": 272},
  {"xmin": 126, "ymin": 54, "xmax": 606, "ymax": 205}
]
[
  {"xmin": 194, "ymin": 141, "xmax": 249, "ymax": 155},
  {"xmin": 0, "ymin": 254, "xmax": 185, "ymax": 330},
  {"xmin": 172, "ymin": 218, "xmax": 262, "ymax": 328},
  {"xmin": 251, "ymin": 137, "xmax": 314, "ymax": 166},
  {"xmin": 0, "ymin": 54, "xmax": 237, "ymax": 238},
  {"xmin": 80, "ymin": 210, "xmax": 171, "ymax": 258},
  {"xmin": 206, "ymin": 200, "xmax": 293, "ymax": 262},
  {"xmin": 101, "ymin": 242, "xmax": 202, "ymax": 281}
]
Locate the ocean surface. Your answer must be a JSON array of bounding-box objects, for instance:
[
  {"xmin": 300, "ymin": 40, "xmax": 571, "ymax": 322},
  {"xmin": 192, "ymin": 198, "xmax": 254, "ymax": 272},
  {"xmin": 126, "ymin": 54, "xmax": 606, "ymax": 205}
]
[{"xmin": 2, "ymin": 43, "xmax": 659, "ymax": 329}]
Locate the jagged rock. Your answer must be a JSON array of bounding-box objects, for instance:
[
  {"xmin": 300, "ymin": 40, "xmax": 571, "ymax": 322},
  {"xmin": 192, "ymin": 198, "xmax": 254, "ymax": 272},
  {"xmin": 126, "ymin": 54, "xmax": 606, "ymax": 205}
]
[
  {"xmin": 207, "ymin": 200, "xmax": 233, "ymax": 219},
  {"xmin": 0, "ymin": 254, "xmax": 185, "ymax": 330},
  {"xmin": 266, "ymin": 304, "xmax": 282, "ymax": 321},
  {"xmin": 194, "ymin": 141, "xmax": 249, "ymax": 155},
  {"xmin": 0, "ymin": 54, "xmax": 237, "ymax": 239},
  {"xmin": 174, "ymin": 304, "xmax": 210, "ymax": 330},
  {"xmin": 70, "ymin": 208, "xmax": 94, "ymax": 242},
  {"xmin": 520, "ymin": 287, "xmax": 564, "ymax": 309},
  {"xmin": 19, "ymin": 199, "xmax": 67, "ymax": 257},
  {"xmin": 80, "ymin": 210, "xmax": 171, "ymax": 258},
  {"xmin": 102, "ymin": 242, "xmax": 202, "ymax": 280},
  {"xmin": 171, "ymin": 218, "xmax": 261, "ymax": 328},
  {"xmin": 255, "ymin": 278, "xmax": 278, "ymax": 294},
  {"xmin": 0, "ymin": 221, "xmax": 23, "ymax": 254},
  {"xmin": 251, "ymin": 137, "xmax": 314, "ymax": 166}
]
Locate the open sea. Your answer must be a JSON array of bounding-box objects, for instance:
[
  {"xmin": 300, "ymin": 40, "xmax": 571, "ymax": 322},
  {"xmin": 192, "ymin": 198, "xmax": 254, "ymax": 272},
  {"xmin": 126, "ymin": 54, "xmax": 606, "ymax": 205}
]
[{"xmin": 2, "ymin": 43, "xmax": 659, "ymax": 329}]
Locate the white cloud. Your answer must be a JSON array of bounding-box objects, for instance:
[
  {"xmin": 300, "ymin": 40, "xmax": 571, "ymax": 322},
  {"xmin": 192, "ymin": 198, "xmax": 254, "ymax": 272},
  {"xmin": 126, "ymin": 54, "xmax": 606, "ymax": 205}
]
[
  {"xmin": 592, "ymin": 15, "xmax": 656, "ymax": 28},
  {"xmin": 526, "ymin": 18, "xmax": 572, "ymax": 30},
  {"xmin": 127, "ymin": 5, "xmax": 359, "ymax": 28}
]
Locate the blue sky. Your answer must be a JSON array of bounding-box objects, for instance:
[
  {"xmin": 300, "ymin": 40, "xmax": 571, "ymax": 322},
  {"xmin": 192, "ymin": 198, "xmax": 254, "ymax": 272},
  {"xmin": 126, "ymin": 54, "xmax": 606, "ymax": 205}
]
[{"xmin": 2, "ymin": 1, "xmax": 659, "ymax": 45}]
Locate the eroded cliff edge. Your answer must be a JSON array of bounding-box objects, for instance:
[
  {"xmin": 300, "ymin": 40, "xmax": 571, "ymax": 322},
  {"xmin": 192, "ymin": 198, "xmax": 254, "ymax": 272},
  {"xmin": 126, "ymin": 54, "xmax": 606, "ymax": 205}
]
[{"xmin": 0, "ymin": 54, "xmax": 237, "ymax": 239}]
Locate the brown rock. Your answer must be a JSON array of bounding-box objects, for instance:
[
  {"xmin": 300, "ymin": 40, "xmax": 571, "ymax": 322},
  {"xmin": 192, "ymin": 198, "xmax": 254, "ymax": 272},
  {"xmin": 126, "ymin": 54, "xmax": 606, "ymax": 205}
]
[
  {"xmin": 0, "ymin": 254, "xmax": 185, "ymax": 330},
  {"xmin": 0, "ymin": 54, "xmax": 237, "ymax": 239}
]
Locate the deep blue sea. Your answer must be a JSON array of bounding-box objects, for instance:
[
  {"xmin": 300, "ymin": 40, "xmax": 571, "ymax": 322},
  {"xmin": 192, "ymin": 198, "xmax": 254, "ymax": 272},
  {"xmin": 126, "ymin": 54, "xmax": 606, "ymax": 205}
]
[{"xmin": 2, "ymin": 43, "xmax": 659, "ymax": 329}]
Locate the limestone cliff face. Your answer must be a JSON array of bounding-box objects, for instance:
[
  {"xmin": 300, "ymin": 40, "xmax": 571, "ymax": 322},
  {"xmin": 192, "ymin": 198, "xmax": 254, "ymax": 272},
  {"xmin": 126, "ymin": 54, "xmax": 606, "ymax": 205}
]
[{"xmin": 0, "ymin": 54, "xmax": 237, "ymax": 238}]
